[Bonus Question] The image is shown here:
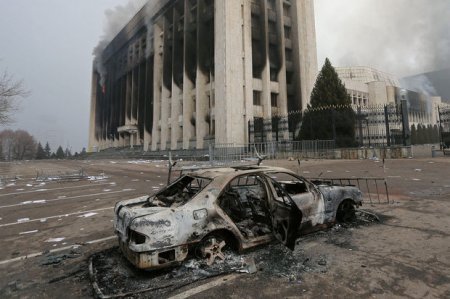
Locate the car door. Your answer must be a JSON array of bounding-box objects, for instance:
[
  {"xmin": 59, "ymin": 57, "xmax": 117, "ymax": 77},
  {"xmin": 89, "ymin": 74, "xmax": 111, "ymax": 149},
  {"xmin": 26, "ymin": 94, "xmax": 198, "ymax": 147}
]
[
  {"xmin": 267, "ymin": 172, "xmax": 325, "ymax": 226},
  {"xmin": 264, "ymin": 176, "xmax": 302, "ymax": 250}
]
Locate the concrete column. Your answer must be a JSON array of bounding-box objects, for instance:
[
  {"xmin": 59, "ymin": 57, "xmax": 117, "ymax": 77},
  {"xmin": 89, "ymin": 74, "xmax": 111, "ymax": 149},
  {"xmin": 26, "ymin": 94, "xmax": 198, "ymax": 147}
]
[
  {"xmin": 243, "ymin": 0, "xmax": 254, "ymax": 144},
  {"xmin": 214, "ymin": 0, "xmax": 247, "ymax": 145},
  {"xmin": 125, "ymin": 72, "xmax": 132, "ymax": 128},
  {"xmin": 275, "ymin": 0, "xmax": 289, "ymax": 140},
  {"xmin": 261, "ymin": 0, "xmax": 273, "ymax": 142},
  {"xmin": 195, "ymin": 1, "xmax": 209, "ymax": 149},
  {"xmin": 171, "ymin": 8, "xmax": 183, "ymax": 150},
  {"xmin": 293, "ymin": 0, "xmax": 318, "ymax": 111},
  {"xmin": 143, "ymin": 69, "xmax": 151, "ymax": 151},
  {"xmin": 88, "ymin": 69, "xmax": 98, "ymax": 152},
  {"xmin": 182, "ymin": 0, "xmax": 196, "ymax": 149},
  {"xmin": 151, "ymin": 22, "xmax": 164, "ymax": 151},
  {"xmin": 195, "ymin": 72, "xmax": 208, "ymax": 149}
]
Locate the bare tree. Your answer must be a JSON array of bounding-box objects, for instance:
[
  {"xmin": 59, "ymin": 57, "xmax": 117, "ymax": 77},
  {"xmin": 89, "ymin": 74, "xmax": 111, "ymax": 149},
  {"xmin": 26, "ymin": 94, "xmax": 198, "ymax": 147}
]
[
  {"xmin": 0, "ymin": 129, "xmax": 37, "ymax": 161},
  {"xmin": 0, "ymin": 70, "xmax": 28, "ymax": 124},
  {"xmin": 12, "ymin": 130, "xmax": 37, "ymax": 160}
]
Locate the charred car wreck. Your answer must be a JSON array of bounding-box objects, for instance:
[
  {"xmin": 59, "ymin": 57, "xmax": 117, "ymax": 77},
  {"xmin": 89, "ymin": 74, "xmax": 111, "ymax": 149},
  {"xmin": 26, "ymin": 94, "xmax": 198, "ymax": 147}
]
[{"xmin": 114, "ymin": 166, "xmax": 363, "ymax": 270}]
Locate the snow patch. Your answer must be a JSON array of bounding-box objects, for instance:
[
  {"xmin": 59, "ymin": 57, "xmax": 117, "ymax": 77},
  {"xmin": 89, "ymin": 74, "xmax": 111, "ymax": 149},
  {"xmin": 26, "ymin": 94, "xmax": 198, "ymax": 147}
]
[
  {"xmin": 17, "ymin": 218, "xmax": 30, "ymax": 223},
  {"xmin": 45, "ymin": 237, "xmax": 65, "ymax": 243}
]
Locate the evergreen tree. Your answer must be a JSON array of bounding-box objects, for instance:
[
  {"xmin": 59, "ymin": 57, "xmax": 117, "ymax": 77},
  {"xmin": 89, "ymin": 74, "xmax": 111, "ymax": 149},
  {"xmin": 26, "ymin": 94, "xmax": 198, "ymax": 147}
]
[
  {"xmin": 64, "ymin": 148, "xmax": 72, "ymax": 158},
  {"xmin": 44, "ymin": 142, "xmax": 51, "ymax": 159},
  {"xmin": 35, "ymin": 142, "xmax": 46, "ymax": 159},
  {"xmin": 55, "ymin": 146, "xmax": 65, "ymax": 159},
  {"xmin": 299, "ymin": 58, "xmax": 356, "ymax": 147}
]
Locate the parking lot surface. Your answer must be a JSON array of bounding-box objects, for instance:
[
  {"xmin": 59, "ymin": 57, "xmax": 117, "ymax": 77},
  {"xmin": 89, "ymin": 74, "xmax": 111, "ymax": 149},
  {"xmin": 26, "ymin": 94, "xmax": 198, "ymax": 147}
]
[{"xmin": 0, "ymin": 158, "xmax": 449, "ymax": 298}]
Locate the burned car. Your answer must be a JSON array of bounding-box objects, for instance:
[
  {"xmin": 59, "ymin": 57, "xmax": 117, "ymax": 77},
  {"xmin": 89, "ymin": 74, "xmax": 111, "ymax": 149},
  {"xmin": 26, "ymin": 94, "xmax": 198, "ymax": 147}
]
[{"xmin": 114, "ymin": 166, "xmax": 362, "ymax": 270}]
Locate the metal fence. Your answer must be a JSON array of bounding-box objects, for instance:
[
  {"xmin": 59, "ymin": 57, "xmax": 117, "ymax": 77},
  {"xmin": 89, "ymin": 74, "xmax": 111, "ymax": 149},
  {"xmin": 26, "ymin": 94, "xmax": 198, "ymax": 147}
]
[
  {"xmin": 439, "ymin": 104, "xmax": 450, "ymax": 148},
  {"xmin": 308, "ymin": 177, "xmax": 390, "ymax": 204},
  {"xmin": 250, "ymin": 101, "xmax": 444, "ymax": 149}
]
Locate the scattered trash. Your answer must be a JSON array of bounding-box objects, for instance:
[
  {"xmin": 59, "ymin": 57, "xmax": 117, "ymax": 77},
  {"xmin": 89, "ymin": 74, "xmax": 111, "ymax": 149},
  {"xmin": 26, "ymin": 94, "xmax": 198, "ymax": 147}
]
[{"xmin": 41, "ymin": 252, "xmax": 80, "ymax": 266}]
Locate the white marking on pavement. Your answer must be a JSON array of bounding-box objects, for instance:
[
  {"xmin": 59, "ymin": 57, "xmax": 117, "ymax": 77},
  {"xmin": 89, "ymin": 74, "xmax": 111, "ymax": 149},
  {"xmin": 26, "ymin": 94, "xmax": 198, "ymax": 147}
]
[
  {"xmin": 0, "ymin": 189, "xmax": 135, "ymax": 209},
  {"xmin": 0, "ymin": 236, "xmax": 116, "ymax": 266},
  {"xmin": 0, "ymin": 207, "xmax": 114, "ymax": 228},
  {"xmin": 19, "ymin": 230, "xmax": 38, "ymax": 235},
  {"xmin": 0, "ymin": 183, "xmax": 111, "ymax": 198},
  {"xmin": 45, "ymin": 237, "xmax": 65, "ymax": 243},
  {"xmin": 168, "ymin": 274, "xmax": 240, "ymax": 299},
  {"xmin": 78, "ymin": 212, "xmax": 98, "ymax": 218}
]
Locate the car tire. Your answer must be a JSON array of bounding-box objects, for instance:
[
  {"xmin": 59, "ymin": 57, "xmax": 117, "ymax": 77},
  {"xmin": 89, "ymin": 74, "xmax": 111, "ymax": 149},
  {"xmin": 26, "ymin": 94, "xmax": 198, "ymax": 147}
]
[{"xmin": 336, "ymin": 199, "xmax": 356, "ymax": 223}]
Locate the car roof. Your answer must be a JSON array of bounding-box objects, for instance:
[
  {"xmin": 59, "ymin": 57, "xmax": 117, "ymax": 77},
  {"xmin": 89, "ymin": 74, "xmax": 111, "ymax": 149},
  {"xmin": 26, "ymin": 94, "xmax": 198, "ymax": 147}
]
[{"xmin": 186, "ymin": 165, "xmax": 294, "ymax": 179}]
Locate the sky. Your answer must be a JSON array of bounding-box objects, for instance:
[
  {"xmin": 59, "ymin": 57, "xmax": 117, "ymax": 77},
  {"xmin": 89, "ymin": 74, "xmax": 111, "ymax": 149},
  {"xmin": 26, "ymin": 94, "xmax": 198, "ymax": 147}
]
[{"xmin": 0, "ymin": 0, "xmax": 449, "ymax": 152}]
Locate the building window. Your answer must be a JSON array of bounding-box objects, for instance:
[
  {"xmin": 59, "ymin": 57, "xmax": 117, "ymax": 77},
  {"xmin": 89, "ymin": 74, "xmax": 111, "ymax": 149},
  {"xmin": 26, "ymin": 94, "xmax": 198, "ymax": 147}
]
[
  {"xmin": 285, "ymin": 49, "xmax": 293, "ymax": 62},
  {"xmin": 271, "ymin": 93, "xmax": 278, "ymax": 107},
  {"xmin": 284, "ymin": 26, "xmax": 291, "ymax": 39},
  {"xmin": 253, "ymin": 91, "xmax": 261, "ymax": 106}
]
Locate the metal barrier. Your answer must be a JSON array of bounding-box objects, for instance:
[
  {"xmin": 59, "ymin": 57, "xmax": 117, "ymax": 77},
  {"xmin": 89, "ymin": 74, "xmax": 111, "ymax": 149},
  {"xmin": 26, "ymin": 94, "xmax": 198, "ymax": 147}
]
[
  {"xmin": 308, "ymin": 177, "xmax": 390, "ymax": 204},
  {"xmin": 213, "ymin": 140, "xmax": 336, "ymax": 161}
]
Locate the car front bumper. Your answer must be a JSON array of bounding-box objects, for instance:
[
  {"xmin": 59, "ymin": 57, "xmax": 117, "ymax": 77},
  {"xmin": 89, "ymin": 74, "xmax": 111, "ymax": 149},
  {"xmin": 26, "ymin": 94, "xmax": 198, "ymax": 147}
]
[{"xmin": 118, "ymin": 238, "xmax": 189, "ymax": 270}]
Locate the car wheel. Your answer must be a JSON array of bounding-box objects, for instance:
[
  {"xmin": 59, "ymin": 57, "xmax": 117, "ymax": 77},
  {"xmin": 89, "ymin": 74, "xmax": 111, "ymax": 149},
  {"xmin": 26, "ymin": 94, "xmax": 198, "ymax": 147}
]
[
  {"xmin": 336, "ymin": 200, "xmax": 356, "ymax": 223},
  {"xmin": 198, "ymin": 235, "xmax": 227, "ymax": 266}
]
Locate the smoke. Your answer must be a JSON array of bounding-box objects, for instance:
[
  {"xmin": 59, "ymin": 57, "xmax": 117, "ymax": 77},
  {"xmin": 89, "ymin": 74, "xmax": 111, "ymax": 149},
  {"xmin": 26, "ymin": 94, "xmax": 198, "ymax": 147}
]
[
  {"xmin": 93, "ymin": 0, "xmax": 149, "ymax": 85},
  {"xmin": 400, "ymin": 75, "xmax": 437, "ymax": 97},
  {"xmin": 315, "ymin": 0, "xmax": 450, "ymax": 77}
]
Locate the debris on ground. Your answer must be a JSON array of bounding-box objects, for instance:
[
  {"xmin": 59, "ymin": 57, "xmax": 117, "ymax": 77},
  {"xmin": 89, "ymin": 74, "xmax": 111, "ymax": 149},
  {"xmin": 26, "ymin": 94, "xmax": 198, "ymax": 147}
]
[
  {"xmin": 90, "ymin": 210, "xmax": 380, "ymax": 298},
  {"xmin": 40, "ymin": 249, "xmax": 81, "ymax": 266}
]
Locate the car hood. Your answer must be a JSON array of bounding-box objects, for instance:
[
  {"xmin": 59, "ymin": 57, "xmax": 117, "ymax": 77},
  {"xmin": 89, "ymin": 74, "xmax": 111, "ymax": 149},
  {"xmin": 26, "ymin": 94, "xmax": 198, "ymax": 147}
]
[
  {"xmin": 317, "ymin": 185, "xmax": 363, "ymax": 204},
  {"xmin": 114, "ymin": 195, "xmax": 210, "ymax": 251}
]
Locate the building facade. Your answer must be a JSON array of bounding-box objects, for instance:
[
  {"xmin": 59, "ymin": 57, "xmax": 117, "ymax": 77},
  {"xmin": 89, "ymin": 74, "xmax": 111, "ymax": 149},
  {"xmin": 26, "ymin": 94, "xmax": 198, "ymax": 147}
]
[{"xmin": 89, "ymin": 0, "xmax": 318, "ymax": 152}]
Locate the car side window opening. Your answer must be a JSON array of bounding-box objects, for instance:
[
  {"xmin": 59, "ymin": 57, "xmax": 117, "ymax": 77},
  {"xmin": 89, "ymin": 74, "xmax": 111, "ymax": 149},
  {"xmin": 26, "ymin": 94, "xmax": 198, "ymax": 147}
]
[
  {"xmin": 268, "ymin": 172, "xmax": 309, "ymax": 195},
  {"xmin": 218, "ymin": 174, "xmax": 272, "ymax": 239}
]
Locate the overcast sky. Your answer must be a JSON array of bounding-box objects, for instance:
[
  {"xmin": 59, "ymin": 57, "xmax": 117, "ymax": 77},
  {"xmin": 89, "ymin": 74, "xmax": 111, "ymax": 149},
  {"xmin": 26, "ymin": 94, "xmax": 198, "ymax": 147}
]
[{"xmin": 0, "ymin": 0, "xmax": 449, "ymax": 152}]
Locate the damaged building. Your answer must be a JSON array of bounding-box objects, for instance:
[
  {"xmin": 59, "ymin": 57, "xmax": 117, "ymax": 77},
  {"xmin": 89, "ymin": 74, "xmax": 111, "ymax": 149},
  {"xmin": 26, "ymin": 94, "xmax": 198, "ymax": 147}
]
[{"xmin": 88, "ymin": 0, "xmax": 318, "ymax": 152}]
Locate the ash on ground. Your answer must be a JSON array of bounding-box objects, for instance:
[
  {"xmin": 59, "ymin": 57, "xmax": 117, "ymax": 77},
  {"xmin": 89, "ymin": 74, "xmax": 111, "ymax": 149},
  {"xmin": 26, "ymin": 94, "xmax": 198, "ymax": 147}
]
[{"xmin": 90, "ymin": 210, "xmax": 379, "ymax": 298}]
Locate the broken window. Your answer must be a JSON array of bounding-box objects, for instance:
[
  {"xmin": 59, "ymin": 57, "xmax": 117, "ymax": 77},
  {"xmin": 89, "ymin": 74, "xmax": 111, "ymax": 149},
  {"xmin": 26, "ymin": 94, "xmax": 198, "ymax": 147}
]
[
  {"xmin": 219, "ymin": 175, "xmax": 272, "ymax": 238},
  {"xmin": 267, "ymin": 172, "xmax": 309, "ymax": 195}
]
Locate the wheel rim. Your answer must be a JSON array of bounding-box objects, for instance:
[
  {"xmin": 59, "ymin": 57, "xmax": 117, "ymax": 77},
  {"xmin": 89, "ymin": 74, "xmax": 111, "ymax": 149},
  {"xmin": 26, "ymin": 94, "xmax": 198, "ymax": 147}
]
[{"xmin": 201, "ymin": 237, "xmax": 226, "ymax": 266}]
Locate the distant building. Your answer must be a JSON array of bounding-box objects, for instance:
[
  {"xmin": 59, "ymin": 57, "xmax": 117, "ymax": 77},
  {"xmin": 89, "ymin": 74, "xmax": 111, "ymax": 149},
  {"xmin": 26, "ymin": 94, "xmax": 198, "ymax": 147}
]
[
  {"xmin": 402, "ymin": 68, "xmax": 450, "ymax": 103},
  {"xmin": 336, "ymin": 66, "xmax": 442, "ymax": 146},
  {"xmin": 89, "ymin": 0, "xmax": 318, "ymax": 152}
]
